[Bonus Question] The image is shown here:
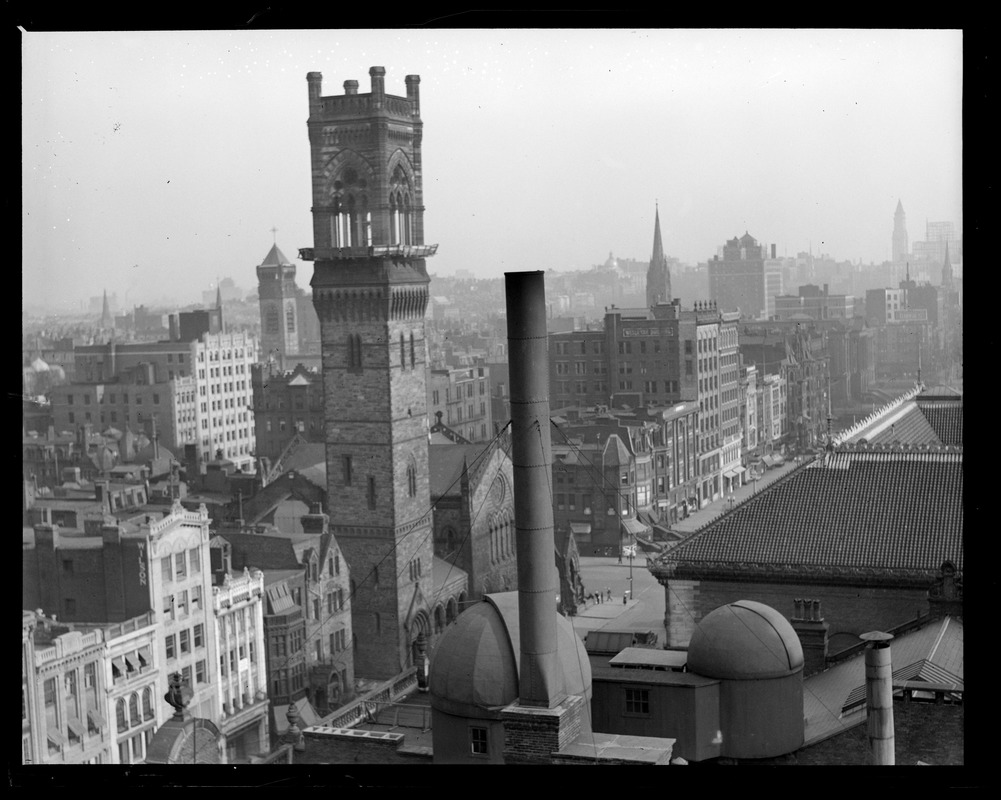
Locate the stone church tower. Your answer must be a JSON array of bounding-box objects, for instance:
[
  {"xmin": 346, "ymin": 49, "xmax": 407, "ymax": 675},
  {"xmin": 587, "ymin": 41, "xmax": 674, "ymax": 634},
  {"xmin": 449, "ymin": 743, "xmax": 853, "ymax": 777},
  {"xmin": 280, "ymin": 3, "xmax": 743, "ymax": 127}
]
[
  {"xmin": 646, "ymin": 204, "xmax": 672, "ymax": 308},
  {"xmin": 302, "ymin": 67, "xmax": 437, "ymax": 680},
  {"xmin": 256, "ymin": 243, "xmax": 300, "ymax": 368}
]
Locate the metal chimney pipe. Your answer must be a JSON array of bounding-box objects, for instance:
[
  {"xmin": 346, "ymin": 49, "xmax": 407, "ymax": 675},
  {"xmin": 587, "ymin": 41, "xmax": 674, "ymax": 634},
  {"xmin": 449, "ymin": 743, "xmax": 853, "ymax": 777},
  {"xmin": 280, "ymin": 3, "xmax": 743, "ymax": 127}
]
[
  {"xmin": 861, "ymin": 631, "xmax": 895, "ymax": 765},
  {"xmin": 505, "ymin": 271, "xmax": 565, "ymax": 709}
]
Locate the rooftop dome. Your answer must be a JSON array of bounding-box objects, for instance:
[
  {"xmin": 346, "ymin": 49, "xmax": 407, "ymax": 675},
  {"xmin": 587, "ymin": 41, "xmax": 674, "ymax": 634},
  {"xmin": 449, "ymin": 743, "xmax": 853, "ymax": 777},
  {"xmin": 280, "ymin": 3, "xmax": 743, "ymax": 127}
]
[
  {"xmin": 429, "ymin": 592, "xmax": 591, "ymax": 720},
  {"xmin": 687, "ymin": 600, "xmax": 803, "ymax": 680}
]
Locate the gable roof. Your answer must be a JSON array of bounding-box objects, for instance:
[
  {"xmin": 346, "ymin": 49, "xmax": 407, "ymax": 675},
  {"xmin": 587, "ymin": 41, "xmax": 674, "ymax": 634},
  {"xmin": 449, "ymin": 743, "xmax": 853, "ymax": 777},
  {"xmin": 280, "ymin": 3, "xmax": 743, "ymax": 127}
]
[
  {"xmin": 652, "ymin": 449, "xmax": 962, "ymax": 585},
  {"xmin": 803, "ymin": 616, "xmax": 963, "ymax": 746}
]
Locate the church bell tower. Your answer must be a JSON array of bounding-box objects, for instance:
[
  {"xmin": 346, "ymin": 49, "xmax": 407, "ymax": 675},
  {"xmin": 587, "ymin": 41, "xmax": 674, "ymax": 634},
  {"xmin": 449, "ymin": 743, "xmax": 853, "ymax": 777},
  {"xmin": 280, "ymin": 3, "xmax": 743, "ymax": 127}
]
[{"xmin": 301, "ymin": 67, "xmax": 437, "ymax": 680}]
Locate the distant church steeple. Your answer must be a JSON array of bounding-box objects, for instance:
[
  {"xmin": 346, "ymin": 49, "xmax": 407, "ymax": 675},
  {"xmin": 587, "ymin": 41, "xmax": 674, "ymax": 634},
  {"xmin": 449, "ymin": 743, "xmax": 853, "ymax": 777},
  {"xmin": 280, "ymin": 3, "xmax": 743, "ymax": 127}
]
[
  {"xmin": 892, "ymin": 199, "xmax": 909, "ymax": 263},
  {"xmin": 646, "ymin": 202, "xmax": 672, "ymax": 308}
]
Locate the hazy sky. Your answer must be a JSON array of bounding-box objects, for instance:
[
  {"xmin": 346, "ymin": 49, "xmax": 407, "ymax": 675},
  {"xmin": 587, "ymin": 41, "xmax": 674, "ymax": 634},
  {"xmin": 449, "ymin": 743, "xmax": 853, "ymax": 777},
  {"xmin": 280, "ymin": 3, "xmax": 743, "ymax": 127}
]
[{"xmin": 22, "ymin": 28, "xmax": 963, "ymax": 310}]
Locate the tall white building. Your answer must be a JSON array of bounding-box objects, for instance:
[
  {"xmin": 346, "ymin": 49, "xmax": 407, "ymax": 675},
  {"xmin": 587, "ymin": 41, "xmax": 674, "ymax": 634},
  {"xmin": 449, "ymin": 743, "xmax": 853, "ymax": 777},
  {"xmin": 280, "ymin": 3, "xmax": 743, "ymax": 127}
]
[{"xmin": 212, "ymin": 561, "xmax": 269, "ymax": 762}]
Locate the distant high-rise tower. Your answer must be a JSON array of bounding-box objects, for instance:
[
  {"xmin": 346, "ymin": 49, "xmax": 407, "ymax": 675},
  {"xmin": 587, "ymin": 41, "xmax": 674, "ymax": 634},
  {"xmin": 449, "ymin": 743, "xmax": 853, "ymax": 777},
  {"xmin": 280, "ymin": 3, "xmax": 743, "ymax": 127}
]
[
  {"xmin": 303, "ymin": 67, "xmax": 437, "ymax": 680},
  {"xmin": 941, "ymin": 242, "xmax": 954, "ymax": 290},
  {"xmin": 101, "ymin": 289, "xmax": 111, "ymax": 329},
  {"xmin": 256, "ymin": 244, "xmax": 300, "ymax": 368},
  {"xmin": 646, "ymin": 204, "xmax": 672, "ymax": 308},
  {"xmin": 892, "ymin": 199, "xmax": 909, "ymax": 263}
]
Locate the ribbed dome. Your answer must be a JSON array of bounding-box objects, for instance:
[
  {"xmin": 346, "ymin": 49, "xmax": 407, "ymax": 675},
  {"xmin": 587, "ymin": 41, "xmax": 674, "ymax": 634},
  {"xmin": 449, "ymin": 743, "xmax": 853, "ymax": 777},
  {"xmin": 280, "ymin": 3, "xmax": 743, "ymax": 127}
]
[
  {"xmin": 429, "ymin": 592, "xmax": 591, "ymax": 719},
  {"xmin": 687, "ymin": 600, "xmax": 803, "ymax": 680}
]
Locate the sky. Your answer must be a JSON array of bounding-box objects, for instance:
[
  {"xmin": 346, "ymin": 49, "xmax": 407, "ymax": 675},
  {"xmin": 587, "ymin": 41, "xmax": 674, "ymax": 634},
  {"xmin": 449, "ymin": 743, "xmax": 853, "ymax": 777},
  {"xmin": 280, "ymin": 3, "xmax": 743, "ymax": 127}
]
[{"xmin": 22, "ymin": 28, "xmax": 963, "ymax": 311}]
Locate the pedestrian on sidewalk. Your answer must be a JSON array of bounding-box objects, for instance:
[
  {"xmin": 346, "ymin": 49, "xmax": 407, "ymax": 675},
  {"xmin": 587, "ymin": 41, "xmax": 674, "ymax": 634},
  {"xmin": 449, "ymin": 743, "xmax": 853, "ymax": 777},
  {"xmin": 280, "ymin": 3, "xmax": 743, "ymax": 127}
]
[{"xmin": 606, "ymin": 587, "xmax": 612, "ymax": 602}]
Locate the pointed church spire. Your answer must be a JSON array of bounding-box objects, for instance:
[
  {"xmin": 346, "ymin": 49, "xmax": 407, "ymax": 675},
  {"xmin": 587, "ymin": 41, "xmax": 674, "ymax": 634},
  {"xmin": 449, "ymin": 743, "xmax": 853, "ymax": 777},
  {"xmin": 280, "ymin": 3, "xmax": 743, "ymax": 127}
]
[
  {"xmin": 646, "ymin": 202, "xmax": 671, "ymax": 308},
  {"xmin": 215, "ymin": 278, "xmax": 223, "ymax": 310}
]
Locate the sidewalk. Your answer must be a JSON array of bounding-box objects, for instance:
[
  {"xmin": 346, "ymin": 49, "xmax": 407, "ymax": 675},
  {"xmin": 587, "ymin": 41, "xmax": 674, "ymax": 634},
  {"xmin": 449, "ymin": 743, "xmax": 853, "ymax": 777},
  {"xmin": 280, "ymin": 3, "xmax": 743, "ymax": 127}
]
[{"xmin": 668, "ymin": 458, "xmax": 806, "ymax": 535}]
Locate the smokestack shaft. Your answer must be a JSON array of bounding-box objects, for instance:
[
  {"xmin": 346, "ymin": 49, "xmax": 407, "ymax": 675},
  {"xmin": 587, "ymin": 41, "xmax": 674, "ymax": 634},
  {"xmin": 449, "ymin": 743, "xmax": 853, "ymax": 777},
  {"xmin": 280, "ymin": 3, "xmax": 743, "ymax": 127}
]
[
  {"xmin": 505, "ymin": 271, "xmax": 564, "ymax": 709},
  {"xmin": 864, "ymin": 640, "xmax": 895, "ymax": 765}
]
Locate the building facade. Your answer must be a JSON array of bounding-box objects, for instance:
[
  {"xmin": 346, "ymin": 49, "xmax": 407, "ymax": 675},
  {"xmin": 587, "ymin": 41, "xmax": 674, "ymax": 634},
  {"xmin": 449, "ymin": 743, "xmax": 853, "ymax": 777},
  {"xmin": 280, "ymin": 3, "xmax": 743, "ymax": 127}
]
[
  {"xmin": 708, "ymin": 233, "xmax": 777, "ymax": 320},
  {"xmin": 426, "ymin": 365, "xmax": 493, "ymax": 443},
  {"xmin": 212, "ymin": 565, "xmax": 270, "ymax": 762},
  {"xmin": 251, "ymin": 362, "xmax": 326, "ymax": 462},
  {"xmin": 73, "ymin": 332, "xmax": 257, "ymax": 470}
]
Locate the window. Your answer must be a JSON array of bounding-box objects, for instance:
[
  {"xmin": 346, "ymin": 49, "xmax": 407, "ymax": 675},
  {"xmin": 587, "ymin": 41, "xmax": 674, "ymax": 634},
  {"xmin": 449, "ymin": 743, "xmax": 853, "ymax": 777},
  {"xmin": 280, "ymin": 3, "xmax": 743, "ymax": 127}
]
[
  {"xmin": 64, "ymin": 598, "xmax": 77, "ymax": 615},
  {"xmin": 625, "ymin": 687, "xmax": 650, "ymax": 715},
  {"xmin": 367, "ymin": 476, "xmax": 376, "ymax": 509},
  {"xmin": 189, "ymin": 547, "xmax": 200, "ymax": 574},
  {"xmin": 180, "ymin": 629, "xmax": 191, "ymax": 654},
  {"xmin": 176, "ymin": 590, "xmax": 188, "ymax": 616},
  {"xmin": 129, "ymin": 692, "xmax": 141, "ymax": 726},
  {"xmin": 194, "ymin": 623, "xmax": 204, "ymax": 648},
  {"xmin": 313, "ymin": 598, "xmax": 320, "ymax": 620},
  {"xmin": 191, "ymin": 584, "xmax": 202, "ymax": 611},
  {"xmin": 62, "ymin": 559, "xmax": 74, "ymax": 574},
  {"xmin": 116, "ymin": 698, "xmax": 128, "ymax": 733},
  {"xmin": 165, "ymin": 634, "xmax": 176, "ymax": 660},
  {"xmin": 410, "ymin": 332, "xmax": 416, "ymax": 367},
  {"xmin": 195, "ymin": 659, "xmax": 206, "ymax": 685},
  {"xmin": 342, "ymin": 455, "xmax": 352, "ymax": 486},
  {"xmin": 407, "ymin": 464, "xmax": 417, "ymax": 497},
  {"xmin": 470, "ymin": 726, "xmax": 488, "ymax": 755},
  {"xmin": 182, "ymin": 665, "xmax": 192, "ymax": 687},
  {"xmin": 142, "ymin": 687, "xmax": 154, "ymax": 720},
  {"xmin": 175, "ymin": 551, "xmax": 186, "ymax": 580}
]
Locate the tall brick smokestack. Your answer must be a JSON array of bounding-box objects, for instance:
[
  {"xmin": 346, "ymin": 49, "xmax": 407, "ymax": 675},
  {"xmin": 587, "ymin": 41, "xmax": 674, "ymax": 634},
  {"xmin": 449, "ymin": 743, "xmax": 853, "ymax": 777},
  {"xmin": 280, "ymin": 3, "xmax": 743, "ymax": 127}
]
[
  {"xmin": 505, "ymin": 271, "xmax": 566, "ymax": 709},
  {"xmin": 861, "ymin": 631, "xmax": 895, "ymax": 765}
]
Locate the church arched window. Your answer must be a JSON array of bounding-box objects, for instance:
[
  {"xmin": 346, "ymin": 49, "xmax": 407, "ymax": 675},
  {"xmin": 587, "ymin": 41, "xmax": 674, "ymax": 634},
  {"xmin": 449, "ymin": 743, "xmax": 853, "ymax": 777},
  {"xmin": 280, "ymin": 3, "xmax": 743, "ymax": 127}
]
[{"xmin": 265, "ymin": 306, "xmax": 280, "ymax": 335}]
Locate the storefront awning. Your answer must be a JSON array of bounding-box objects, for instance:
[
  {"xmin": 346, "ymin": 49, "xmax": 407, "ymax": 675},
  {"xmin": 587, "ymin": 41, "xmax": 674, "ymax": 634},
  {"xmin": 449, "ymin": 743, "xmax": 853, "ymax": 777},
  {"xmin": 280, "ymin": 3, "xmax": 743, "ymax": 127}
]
[
  {"xmin": 123, "ymin": 653, "xmax": 137, "ymax": 672},
  {"xmin": 87, "ymin": 708, "xmax": 107, "ymax": 730},
  {"xmin": 723, "ymin": 470, "xmax": 737, "ymax": 479},
  {"xmin": 111, "ymin": 657, "xmax": 126, "ymax": 676},
  {"xmin": 66, "ymin": 717, "xmax": 85, "ymax": 738},
  {"xmin": 761, "ymin": 455, "xmax": 775, "ymax": 467},
  {"xmin": 621, "ymin": 518, "xmax": 650, "ymax": 537},
  {"xmin": 137, "ymin": 646, "xmax": 152, "ymax": 667},
  {"xmin": 732, "ymin": 466, "xmax": 746, "ymax": 476}
]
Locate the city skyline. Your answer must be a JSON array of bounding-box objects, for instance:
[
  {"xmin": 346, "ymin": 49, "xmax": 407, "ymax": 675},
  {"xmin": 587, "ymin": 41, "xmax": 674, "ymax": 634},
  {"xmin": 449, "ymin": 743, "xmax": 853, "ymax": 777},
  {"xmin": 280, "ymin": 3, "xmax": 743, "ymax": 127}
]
[{"xmin": 22, "ymin": 29, "xmax": 962, "ymax": 310}]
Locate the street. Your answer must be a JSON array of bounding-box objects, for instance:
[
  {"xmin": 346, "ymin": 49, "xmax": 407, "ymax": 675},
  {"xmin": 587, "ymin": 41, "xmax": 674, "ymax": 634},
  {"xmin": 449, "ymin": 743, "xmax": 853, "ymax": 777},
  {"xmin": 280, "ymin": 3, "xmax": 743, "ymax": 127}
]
[{"xmin": 574, "ymin": 555, "xmax": 666, "ymax": 642}]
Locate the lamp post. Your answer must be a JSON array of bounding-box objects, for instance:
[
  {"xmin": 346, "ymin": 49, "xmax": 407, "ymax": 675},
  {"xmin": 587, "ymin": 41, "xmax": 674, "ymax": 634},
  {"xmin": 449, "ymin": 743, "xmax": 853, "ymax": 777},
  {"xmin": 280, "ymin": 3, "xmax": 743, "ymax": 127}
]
[{"xmin": 628, "ymin": 532, "xmax": 634, "ymax": 603}]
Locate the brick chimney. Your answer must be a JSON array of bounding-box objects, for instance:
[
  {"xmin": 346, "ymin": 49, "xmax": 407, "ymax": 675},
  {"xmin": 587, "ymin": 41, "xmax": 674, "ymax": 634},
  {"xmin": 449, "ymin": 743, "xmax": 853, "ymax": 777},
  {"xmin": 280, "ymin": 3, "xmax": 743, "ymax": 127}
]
[
  {"xmin": 791, "ymin": 598, "xmax": 829, "ymax": 676},
  {"xmin": 300, "ymin": 502, "xmax": 329, "ymax": 534}
]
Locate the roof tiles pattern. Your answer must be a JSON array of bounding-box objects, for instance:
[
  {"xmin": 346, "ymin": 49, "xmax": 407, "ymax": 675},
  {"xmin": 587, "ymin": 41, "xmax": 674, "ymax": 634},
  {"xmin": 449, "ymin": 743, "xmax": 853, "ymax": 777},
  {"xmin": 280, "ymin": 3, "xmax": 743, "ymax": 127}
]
[{"xmin": 659, "ymin": 452, "xmax": 962, "ymax": 578}]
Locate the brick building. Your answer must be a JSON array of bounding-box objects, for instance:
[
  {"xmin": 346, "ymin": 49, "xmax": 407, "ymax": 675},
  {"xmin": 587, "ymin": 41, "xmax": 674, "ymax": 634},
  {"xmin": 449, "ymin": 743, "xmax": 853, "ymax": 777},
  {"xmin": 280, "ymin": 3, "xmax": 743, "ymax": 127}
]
[
  {"xmin": 23, "ymin": 503, "xmax": 224, "ymax": 726},
  {"xmin": 650, "ymin": 445, "xmax": 963, "ymax": 650},
  {"xmin": 251, "ymin": 362, "xmax": 325, "ymax": 462},
  {"xmin": 426, "ymin": 364, "xmax": 494, "ymax": 443},
  {"xmin": 73, "ymin": 330, "xmax": 257, "ymax": 470},
  {"xmin": 49, "ymin": 364, "xmax": 198, "ymax": 455}
]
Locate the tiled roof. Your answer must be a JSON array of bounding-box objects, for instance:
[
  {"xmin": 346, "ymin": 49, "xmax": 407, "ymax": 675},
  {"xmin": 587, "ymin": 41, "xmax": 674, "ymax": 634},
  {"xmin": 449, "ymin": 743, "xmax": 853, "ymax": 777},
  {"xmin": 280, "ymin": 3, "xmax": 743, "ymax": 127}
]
[
  {"xmin": 918, "ymin": 403, "xmax": 963, "ymax": 445},
  {"xmin": 866, "ymin": 404, "xmax": 939, "ymax": 445},
  {"xmin": 654, "ymin": 451, "xmax": 962, "ymax": 583},
  {"xmin": 803, "ymin": 616, "xmax": 963, "ymax": 745}
]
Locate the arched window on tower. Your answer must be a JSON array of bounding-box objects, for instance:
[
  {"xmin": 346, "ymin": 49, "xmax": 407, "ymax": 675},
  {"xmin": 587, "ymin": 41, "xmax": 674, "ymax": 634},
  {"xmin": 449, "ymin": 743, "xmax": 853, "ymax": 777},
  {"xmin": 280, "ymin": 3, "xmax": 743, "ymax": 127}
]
[
  {"xmin": 407, "ymin": 464, "xmax": 417, "ymax": 497},
  {"xmin": 410, "ymin": 332, "xmax": 416, "ymax": 368},
  {"xmin": 400, "ymin": 332, "xmax": 406, "ymax": 368},
  {"xmin": 286, "ymin": 305, "xmax": 296, "ymax": 334}
]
